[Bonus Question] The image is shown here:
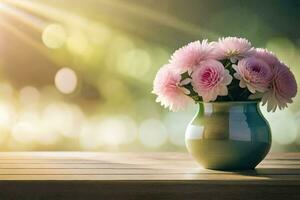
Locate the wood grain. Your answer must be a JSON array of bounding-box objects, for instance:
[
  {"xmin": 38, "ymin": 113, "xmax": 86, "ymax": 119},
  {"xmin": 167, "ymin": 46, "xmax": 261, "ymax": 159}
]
[{"xmin": 0, "ymin": 152, "xmax": 298, "ymax": 200}]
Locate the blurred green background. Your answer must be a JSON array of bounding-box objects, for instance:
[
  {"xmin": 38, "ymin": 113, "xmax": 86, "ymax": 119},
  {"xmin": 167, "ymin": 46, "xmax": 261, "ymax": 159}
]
[{"xmin": 0, "ymin": 0, "xmax": 299, "ymax": 151}]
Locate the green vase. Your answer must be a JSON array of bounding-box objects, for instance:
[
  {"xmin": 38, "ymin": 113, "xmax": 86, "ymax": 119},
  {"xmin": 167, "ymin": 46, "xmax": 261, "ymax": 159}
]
[{"xmin": 185, "ymin": 101, "xmax": 271, "ymax": 170}]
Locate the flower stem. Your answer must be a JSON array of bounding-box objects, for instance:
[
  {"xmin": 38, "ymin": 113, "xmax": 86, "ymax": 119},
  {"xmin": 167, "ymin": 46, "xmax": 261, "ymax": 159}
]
[
  {"xmin": 228, "ymin": 93, "xmax": 234, "ymax": 101},
  {"xmin": 240, "ymin": 88, "xmax": 249, "ymax": 98},
  {"xmin": 224, "ymin": 61, "xmax": 231, "ymax": 68}
]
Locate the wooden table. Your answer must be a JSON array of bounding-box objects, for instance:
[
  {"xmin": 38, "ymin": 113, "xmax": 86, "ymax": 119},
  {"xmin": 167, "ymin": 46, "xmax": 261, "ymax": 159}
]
[{"xmin": 0, "ymin": 152, "xmax": 299, "ymax": 200}]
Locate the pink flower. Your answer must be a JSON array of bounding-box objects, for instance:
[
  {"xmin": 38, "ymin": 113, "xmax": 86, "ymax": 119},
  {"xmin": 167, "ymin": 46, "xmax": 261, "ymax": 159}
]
[
  {"xmin": 254, "ymin": 48, "xmax": 279, "ymax": 67},
  {"xmin": 152, "ymin": 64, "xmax": 192, "ymax": 111},
  {"xmin": 213, "ymin": 37, "xmax": 254, "ymax": 62},
  {"xmin": 191, "ymin": 60, "xmax": 232, "ymax": 102},
  {"xmin": 170, "ymin": 40, "xmax": 216, "ymax": 73},
  {"xmin": 233, "ymin": 57, "xmax": 273, "ymax": 93},
  {"xmin": 262, "ymin": 63, "xmax": 297, "ymax": 112}
]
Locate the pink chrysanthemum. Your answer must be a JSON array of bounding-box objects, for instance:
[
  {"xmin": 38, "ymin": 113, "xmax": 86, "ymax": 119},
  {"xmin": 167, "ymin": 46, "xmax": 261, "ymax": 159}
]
[
  {"xmin": 254, "ymin": 48, "xmax": 279, "ymax": 67},
  {"xmin": 262, "ymin": 63, "xmax": 297, "ymax": 112},
  {"xmin": 233, "ymin": 57, "xmax": 273, "ymax": 93},
  {"xmin": 191, "ymin": 59, "xmax": 232, "ymax": 102},
  {"xmin": 170, "ymin": 40, "xmax": 216, "ymax": 73},
  {"xmin": 152, "ymin": 64, "xmax": 192, "ymax": 112},
  {"xmin": 213, "ymin": 37, "xmax": 254, "ymax": 62}
]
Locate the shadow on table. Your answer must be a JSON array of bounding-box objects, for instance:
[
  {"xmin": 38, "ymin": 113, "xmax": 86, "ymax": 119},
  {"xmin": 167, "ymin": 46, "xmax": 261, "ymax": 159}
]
[{"xmin": 226, "ymin": 167, "xmax": 300, "ymax": 179}]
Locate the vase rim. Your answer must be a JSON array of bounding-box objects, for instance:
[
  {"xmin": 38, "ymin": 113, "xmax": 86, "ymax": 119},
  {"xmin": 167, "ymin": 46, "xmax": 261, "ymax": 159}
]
[{"xmin": 198, "ymin": 100, "xmax": 260, "ymax": 104}]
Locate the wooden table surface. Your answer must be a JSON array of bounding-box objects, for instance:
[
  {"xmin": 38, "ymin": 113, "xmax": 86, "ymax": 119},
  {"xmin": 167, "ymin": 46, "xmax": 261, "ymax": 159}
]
[{"xmin": 0, "ymin": 152, "xmax": 299, "ymax": 200}]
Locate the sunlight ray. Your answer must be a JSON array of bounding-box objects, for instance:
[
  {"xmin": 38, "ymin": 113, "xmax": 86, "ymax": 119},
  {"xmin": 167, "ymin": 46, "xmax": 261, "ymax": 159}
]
[
  {"xmin": 0, "ymin": 17, "xmax": 46, "ymax": 56},
  {"xmin": 4, "ymin": 0, "xmax": 219, "ymax": 39},
  {"xmin": 95, "ymin": 0, "xmax": 219, "ymax": 39},
  {"xmin": 3, "ymin": 0, "xmax": 103, "ymax": 32},
  {"xmin": 0, "ymin": 17, "xmax": 63, "ymax": 68},
  {"xmin": 0, "ymin": 2, "xmax": 46, "ymax": 31}
]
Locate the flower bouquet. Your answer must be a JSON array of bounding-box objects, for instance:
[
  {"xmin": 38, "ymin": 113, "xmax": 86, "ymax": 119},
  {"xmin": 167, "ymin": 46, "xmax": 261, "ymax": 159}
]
[{"xmin": 152, "ymin": 37, "xmax": 298, "ymax": 170}]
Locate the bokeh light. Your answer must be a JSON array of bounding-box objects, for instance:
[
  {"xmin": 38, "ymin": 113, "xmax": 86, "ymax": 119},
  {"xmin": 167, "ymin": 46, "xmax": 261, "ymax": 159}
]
[
  {"xmin": 79, "ymin": 115, "xmax": 137, "ymax": 150},
  {"xmin": 164, "ymin": 106, "xmax": 196, "ymax": 146},
  {"xmin": 86, "ymin": 23, "xmax": 111, "ymax": 46},
  {"xmin": 95, "ymin": 115, "xmax": 137, "ymax": 147},
  {"xmin": 105, "ymin": 36, "xmax": 135, "ymax": 69},
  {"xmin": 139, "ymin": 118, "xmax": 168, "ymax": 148},
  {"xmin": 96, "ymin": 117, "xmax": 126, "ymax": 147},
  {"xmin": 66, "ymin": 31, "xmax": 91, "ymax": 57},
  {"xmin": 12, "ymin": 111, "xmax": 40, "ymax": 144},
  {"xmin": 261, "ymin": 106, "xmax": 298, "ymax": 146},
  {"xmin": 42, "ymin": 23, "xmax": 66, "ymax": 49},
  {"xmin": 0, "ymin": 101, "xmax": 16, "ymax": 130},
  {"xmin": 42, "ymin": 102, "xmax": 85, "ymax": 138},
  {"xmin": 19, "ymin": 86, "xmax": 40, "ymax": 106},
  {"xmin": 116, "ymin": 48, "xmax": 152, "ymax": 79},
  {"xmin": 55, "ymin": 68, "xmax": 78, "ymax": 94},
  {"xmin": 79, "ymin": 120, "xmax": 99, "ymax": 150}
]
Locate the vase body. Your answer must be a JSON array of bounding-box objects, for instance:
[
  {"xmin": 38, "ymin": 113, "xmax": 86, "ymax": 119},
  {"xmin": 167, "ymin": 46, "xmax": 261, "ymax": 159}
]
[{"xmin": 185, "ymin": 102, "xmax": 271, "ymax": 170}]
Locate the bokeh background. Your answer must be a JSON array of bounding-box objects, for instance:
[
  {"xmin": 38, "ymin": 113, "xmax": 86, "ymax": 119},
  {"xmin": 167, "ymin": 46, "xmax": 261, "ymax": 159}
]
[{"xmin": 0, "ymin": 0, "xmax": 299, "ymax": 151}]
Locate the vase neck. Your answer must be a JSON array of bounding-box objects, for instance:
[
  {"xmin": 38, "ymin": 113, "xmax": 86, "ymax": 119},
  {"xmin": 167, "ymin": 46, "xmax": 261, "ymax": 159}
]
[{"xmin": 197, "ymin": 102, "xmax": 260, "ymax": 116}]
